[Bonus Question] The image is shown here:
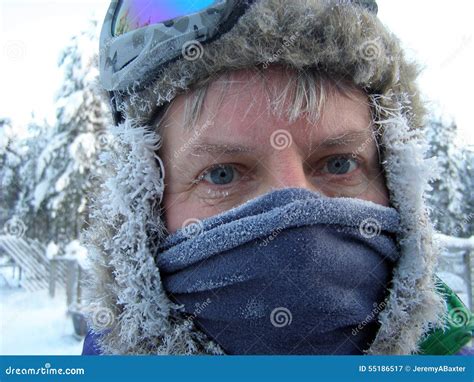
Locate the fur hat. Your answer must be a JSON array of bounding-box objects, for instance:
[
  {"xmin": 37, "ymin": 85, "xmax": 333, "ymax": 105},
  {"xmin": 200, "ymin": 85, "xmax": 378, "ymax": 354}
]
[{"xmin": 83, "ymin": 0, "xmax": 446, "ymax": 354}]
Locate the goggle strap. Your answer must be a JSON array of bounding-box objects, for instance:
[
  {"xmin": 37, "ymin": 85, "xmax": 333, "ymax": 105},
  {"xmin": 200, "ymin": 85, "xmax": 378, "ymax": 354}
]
[{"xmin": 109, "ymin": 91, "xmax": 124, "ymax": 126}]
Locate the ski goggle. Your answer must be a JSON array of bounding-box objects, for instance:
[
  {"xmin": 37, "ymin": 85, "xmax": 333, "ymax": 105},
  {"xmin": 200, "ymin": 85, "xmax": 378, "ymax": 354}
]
[
  {"xmin": 112, "ymin": 0, "xmax": 220, "ymax": 37},
  {"xmin": 99, "ymin": 0, "xmax": 250, "ymax": 92}
]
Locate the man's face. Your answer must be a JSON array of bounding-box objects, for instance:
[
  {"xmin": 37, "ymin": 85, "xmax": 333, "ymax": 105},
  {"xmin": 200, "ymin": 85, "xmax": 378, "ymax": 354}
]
[{"xmin": 159, "ymin": 67, "xmax": 389, "ymax": 234}]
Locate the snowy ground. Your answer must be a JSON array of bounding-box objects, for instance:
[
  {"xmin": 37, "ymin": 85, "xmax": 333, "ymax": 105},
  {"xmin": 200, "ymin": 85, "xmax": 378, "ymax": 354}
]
[{"xmin": 0, "ymin": 268, "xmax": 84, "ymax": 355}]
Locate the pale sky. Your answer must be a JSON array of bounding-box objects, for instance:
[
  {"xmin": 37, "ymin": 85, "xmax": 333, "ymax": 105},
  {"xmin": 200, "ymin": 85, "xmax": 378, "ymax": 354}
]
[{"xmin": 0, "ymin": 0, "xmax": 473, "ymax": 145}]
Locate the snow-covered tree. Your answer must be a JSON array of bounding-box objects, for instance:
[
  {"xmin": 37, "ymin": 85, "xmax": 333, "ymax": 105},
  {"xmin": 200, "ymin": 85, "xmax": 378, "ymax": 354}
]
[
  {"xmin": 426, "ymin": 114, "xmax": 473, "ymax": 307},
  {"xmin": 5, "ymin": 19, "xmax": 110, "ymax": 244},
  {"xmin": 13, "ymin": 119, "xmax": 56, "ymax": 241},
  {"xmin": 0, "ymin": 118, "xmax": 36, "ymax": 231},
  {"xmin": 30, "ymin": 19, "xmax": 110, "ymax": 243},
  {"xmin": 426, "ymin": 116, "xmax": 473, "ymax": 238},
  {"xmin": 0, "ymin": 118, "xmax": 19, "ymax": 225}
]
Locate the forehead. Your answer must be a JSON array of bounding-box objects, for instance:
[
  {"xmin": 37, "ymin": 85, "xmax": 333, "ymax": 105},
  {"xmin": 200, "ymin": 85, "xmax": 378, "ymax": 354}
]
[{"xmin": 161, "ymin": 67, "xmax": 372, "ymax": 150}]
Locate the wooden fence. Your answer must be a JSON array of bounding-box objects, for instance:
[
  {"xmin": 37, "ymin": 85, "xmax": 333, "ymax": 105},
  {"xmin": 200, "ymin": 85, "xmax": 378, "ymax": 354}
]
[{"xmin": 0, "ymin": 235, "xmax": 82, "ymax": 307}]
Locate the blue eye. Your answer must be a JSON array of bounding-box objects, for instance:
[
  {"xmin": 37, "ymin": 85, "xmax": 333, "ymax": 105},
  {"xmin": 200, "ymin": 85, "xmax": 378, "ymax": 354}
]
[
  {"xmin": 203, "ymin": 164, "xmax": 236, "ymax": 185},
  {"xmin": 323, "ymin": 157, "xmax": 358, "ymax": 175}
]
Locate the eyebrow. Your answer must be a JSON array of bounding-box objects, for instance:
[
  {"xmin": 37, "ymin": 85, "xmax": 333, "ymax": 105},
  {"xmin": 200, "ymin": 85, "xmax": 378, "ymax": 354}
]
[
  {"xmin": 189, "ymin": 143, "xmax": 256, "ymax": 156},
  {"xmin": 187, "ymin": 130, "xmax": 373, "ymax": 158},
  {"xmin": 318, "ymin": 131, "xmax": 373, "ymax": 148}
]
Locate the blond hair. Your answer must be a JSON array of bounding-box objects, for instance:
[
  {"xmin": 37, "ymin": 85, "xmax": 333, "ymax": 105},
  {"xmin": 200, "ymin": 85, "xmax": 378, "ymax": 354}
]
[{"xmin": 154, "ymin": 64, "xmax": 368, "ymax": 134}]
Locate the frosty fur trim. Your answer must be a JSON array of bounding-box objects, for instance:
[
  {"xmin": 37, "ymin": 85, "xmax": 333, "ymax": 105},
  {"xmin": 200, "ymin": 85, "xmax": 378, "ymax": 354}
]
[
  {"xmin": 365, "ymin": 96, "xmax": 446, "ymax": 354},
  {"xmin": 83, "ymin": 0, "xmax": 446, "ymax": 354}
]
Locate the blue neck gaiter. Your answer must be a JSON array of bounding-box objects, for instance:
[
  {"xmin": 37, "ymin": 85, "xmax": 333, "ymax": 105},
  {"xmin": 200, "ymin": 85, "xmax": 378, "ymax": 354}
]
[{"xmin": 156, "ymin": 188, "xmax": 401, "ymax": 355}]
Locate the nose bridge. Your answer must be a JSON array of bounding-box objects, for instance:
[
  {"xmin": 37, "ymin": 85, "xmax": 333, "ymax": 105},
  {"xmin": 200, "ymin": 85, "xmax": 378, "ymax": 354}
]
[{"xmin": 266, "ymin": 148, "xmax": 310, "ymax": 190}]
